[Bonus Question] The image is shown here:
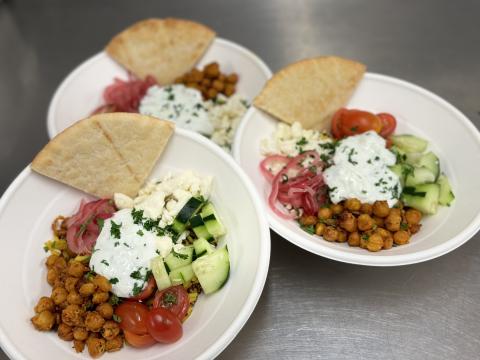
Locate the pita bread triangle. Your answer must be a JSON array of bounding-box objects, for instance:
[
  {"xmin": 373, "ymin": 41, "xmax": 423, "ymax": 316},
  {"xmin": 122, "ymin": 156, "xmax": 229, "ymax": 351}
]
[
  {"xmin": 106, "ymin": 18, "xmax": 216, "ymax": 85},
  {"xmin": 31, "ymin": 113, "xmax": 174, "ymax": 198},
  {"xmin": 254, "ymin": 56, "xmax": 366, "ymax": 130}
]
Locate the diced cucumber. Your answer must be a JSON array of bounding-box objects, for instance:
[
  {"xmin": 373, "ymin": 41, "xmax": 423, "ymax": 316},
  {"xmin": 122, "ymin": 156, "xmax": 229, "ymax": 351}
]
[
  {"xmin": 169, "ymin": 264, "xmax": 195, "ymax": 286},
  {"xmin": 417, "ymin": 152, "xmax": 440, "ymax": 180},
  {"xmin": 193, "ymin": 237, "xmax": 215, "ymax": 257},
  {"xmin": 404, "ymin": 152, "xmax": 423, "ymax": 165},
  {"xmin": 437, "ymin": 174, "xmax": 455, "ymax": 206},
  {"xmin": 390, "ymin": 146, "xmax": 408, "ymax": 163},
  {"xmin": 164, "ymin": 245, "xmax": 194, "ymax": 271},
  {"xmin": 151, "ymin": 256, "xmax": 171, "ymax": 291},
  {"xmin": 201, "ymin": 203, "xmax": 226, "ymax": 237},
  {"xmin": 192, "ymin": 246, "xmax": 230, "ymax": 294},
  {"xmin": 402, "ymin": 183, "xmax": 440, "ymax": 215},
  {"xmin": 172, "ymin": 197, "xmax": 204, "ymax": 234},
  {"xmin": 190, "ymin": 214, "xmax": 213, "ymax": 241},
  {"xmin": 390, "ymin": 164, "xmax": 405, "ymax": 186},
  {"xmin": 391, "ymin": 135, "xmax": 428, "ymax": 153},
  {"xmin": 405, "ymin": 166, "xmax": 436, "ymax": 186}
]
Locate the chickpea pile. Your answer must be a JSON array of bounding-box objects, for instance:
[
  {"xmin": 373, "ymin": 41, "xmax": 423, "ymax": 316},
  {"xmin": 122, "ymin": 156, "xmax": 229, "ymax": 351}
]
[
  {"xmin": 31, "ymin": 248, "xmax": 123, "ymax": 358},
  {"xmin": 175, "ymin": 62, "xmax": 238, "ymax": 100},
  {"xmin": 300, "ymin": 199, "xmax": 422, "ymax": 252}
]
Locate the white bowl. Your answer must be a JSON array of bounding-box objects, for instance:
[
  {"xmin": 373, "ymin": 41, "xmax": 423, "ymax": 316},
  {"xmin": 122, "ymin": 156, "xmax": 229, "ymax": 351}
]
[
  {"xmin": 0, "ymin": 128, "xmax": 271, "ymax": 359},
  {"xmin": 233, "ymin": 73, "xmax": 480, "ymax": 266},
  {"xmin": 47, "ymin": 38, "xmax": 272, "ymax": 138}
]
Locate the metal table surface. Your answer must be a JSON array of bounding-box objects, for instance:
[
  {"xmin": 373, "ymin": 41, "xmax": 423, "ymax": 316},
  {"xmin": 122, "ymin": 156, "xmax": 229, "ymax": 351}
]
[{"xmin": 1, "ymin": 1, "xmax": 479, "ymax": 359}]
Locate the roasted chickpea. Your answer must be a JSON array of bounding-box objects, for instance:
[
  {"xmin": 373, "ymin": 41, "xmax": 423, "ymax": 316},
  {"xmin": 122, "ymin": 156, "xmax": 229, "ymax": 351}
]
[
  {"xmin": 62, "ymin": 304, "xmax": 84, "ymax": 327},
  {"xmin": 204, "ymin": 62, "xmax": 220, "ymax": 78},
  {"xmin": 201, "ymin": 78, "xmax": 211, "ymax": 87},
  {"xmin": 105, "ymin": 336, "xmax": 124, "ymax": 352},
  {"xmin": 190, "ymin": 68, "xmax": 203, "ymax": 82},
  {"xmin": 359, "ymin": 234, "xmax": 369, "ymax": 249},
  {"xmin": 34, "ymin": 296, "xmax": 55, "ymax": 313},
  {"xmin": 67, "ymin": 261, "xmax": 87, "ymax": 278},
  {"xmin": 385, "ymin": 212, "xmax": 402, "ymax": 232},
  {"xmin": 91, "ymin": 275, "xmax": 112, "ymax": 292},
  {"xmin": 73, "ymin": 340, "xmax": 85, "ymax": 353},
  {"xmin": 46, "ymin": 254, "xmax": 60, "ymax": 268},
  {"xmin": 318, "ymin": 207, "xmax": 333, "ymax": 220},
  {"xmin": 323, "ymin": 226, "xmax": 338, "ymax": 242},
  {"xmin": 409, "ymin": 223, "xmax": 422, "ymax": 234},
  {"xmin": 405, "ymin": 209, "xmax": 422, "ymax": 225},
  {"xmin": 345, "ymin": 198, "xmax": 361, "ymax": 212},
  {"xmin": 67, "ymin": 291, "xmax": 83, "ymax": 305},
  {"xmin": 383, "ymin": 234, "xmax": 393, "ymax": 249},
  {"xmin": 92, "ymin": 292, "xmax": 109, "ymax": 305},
  {"xmin": 348, "ymin": 232, "xmax": 361, "ymax": 247},
  {"xmin": 339, "ymin": 212, "xmax": 357, "ymax": 232},
  {"xmin": 373, "ymin": 216, "xmax": 384, "ymax": 227},
  {"xmin": 315, "ymin": 223, "xmax": 325, "ymax": 236},
  {"xmin": 360, "ymin": 203, "xmax": 373, "ymax": 215},
  {"xmin": 206, "ymin": 88, "xmax": 218, "ymax": 99},
  {"xmin": 51, "ymin": 287, "xmax": 68, "ymax": 305},
  {"xmin": 337, "ymin": 230, "xmax": 347, "ymax": 243},
  {"xmin": 79, "ymin": 283, "xmax": 96, "ymax": 297},
  {"xmin": 212, "ymin": 79, "xmax": 225, "ymax": 92},
  {"xmin": 85, "ymin": 311, "xmax": 105, "ymax": 332},
  {"xmin": 96, "ymin": 303, "xmax": 114, "ymax": 320},
  {"xmin": 331, "ymin": 203, "xmax": 343, "ymax": 215},
  {"xmin": 373, "ymin": 201, "xmax": 390, "ymax": 218},
  {"xmin": 101, "ymin": 320, "xmax": 120, "ymax": 341},
  {"xmin": 54, "ymin": 256, "xmax": 67, "ymax": 272},
  {"xmin": 218, "ymin": 73, "xmax": 226, "ymax": 82},
  {"xmin": 366, "ymin": 233, "xmax": 384, "ymax": 252},
  {"xmin": 47, "ymin": 268, "xmax": 59, "ymax": 286},
  {"xmin": 58, "ymin": 323, "xmax": 74, "ymax": 341},
  {"xmin": 64, "ymin": 277, "xmax": 79, "ymax": 292},
  {"xmin": 73, "ymin": 326, "xmax": 89, "ymax": 341},
  {"xmin": 223, "ymin": 83, "xmax": 235, "ymax": 97},
  {"xmin": 31, "ymin": 310, "xmax": 56, "ymax": 331},
  {"xmin": 393, "ymin": 230, "xmax": 410, "ymax": 245},
  {"xmin": 357, "ymin": 214, "xmax": 374, "ymax": 231},
  {"xmin": 226, "ymin": 73, "xmax": 239, "ymax": 84},
  {"xmin": 86, "ymin": 337, "xmax": 106, "ymax": 358},
  {"xmin": 299, "ymin": 215, "xmax": 317, "ymax": 226}
]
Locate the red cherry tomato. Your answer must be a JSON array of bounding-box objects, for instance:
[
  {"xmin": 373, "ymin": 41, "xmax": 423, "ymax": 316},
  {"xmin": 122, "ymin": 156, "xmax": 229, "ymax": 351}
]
[
  {"xmin": 114, "ymin": 301, "xmax": 150, "ymax": 335},
  {"xmin": 129, "ymin": 276, "xmax": 157, "ymax": 301},
  {"xmin": 146, "ymin": 308, "xmax": 183, "ymax": 344},
  {"xmin": 124, "ymin": 330, "xmax": 157, "ymax": 348},
  {"xmin": 378, "ymin": 113, "xmax": 397, "ymax": 137},
  {"xmin": 331, "ymin": 108, "xmax": 345, "ymax": 139},
  {"xmin": 338, "ymin": 109, "xmax": 383, "ymax": 136},
  {"xmin": 153, "ymin": 285, "xmax": 190, "ymax": 321}
]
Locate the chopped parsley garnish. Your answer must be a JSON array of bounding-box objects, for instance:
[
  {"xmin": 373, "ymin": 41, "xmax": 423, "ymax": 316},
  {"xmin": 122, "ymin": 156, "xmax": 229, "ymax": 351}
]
[
  {"xmin": 97, "ymin": 218, "xmax": 105, "ymax": 232},
  {"xmin": 240, "ymin": 99, "xmax": 250, "ymax": 108},
  {"xmin": 374, "ymin": 156, "xmax": 380, "ymax": 161},
  {"xmin": 361, "ymin": 190, "xmax": 367, "ymax": 194},
  {"xmin": 109, "ymin": 277, "xmax": 119, "ymax": 284},
  {"xmin": 143, "ymin": 218, "xmax": 160, "ymax": 231},
  {"xmin": 123, "ymin": 242, "xmax": 131, "ymax": 248},
  {"xmin": 192, "ymin": 112, "xmax": 198, "ymax": 117},
  {"xmin": 296, "ymin": 137, "xmax": 308, "ymax": 146},
  {"xmin": 114, "ymin": 241, "xmax": 120, "ymax": 247},
  {"xmin": 367, "ymin": 159, "xmax": 372, "ymax": 164},
  {"xmin": 84, "ymin": 270, "xmax": 95, "ymax": 281},
  {"xmin": 320, "ymin": 154, "xmax": 330, "ymax": 163},
  {"xmin": 155, "ymin": 249, "xmax": 161, "ymax": 255},
  {"xmin": 347, "ymin": 148, "xmax": 358, "ymax": 165},
  {"xmin": 130, "ymin": 269, "xmax": 144, "ymax": 280},
  {"xmin": 403, "ymin": 186, "xmax": 427, "ymax": 197},
  {"xmin": 172, "ymin": 250, "xmax": 189, "ymax": 260},
  {"xmin": 109, "ymin": 294, "xmax": 121, "ymax": 306},
  {"xmin": 309, "ymin": 165, "xmax": 317, "ymax": 173},
  {"xmin": 162, "ymin": 292, "xmax": 177, "ymax": 306},
  {"xmin": 168, "ymin": 94, "xmax": 175, "ymax": 101},
  {"xmin": 391, "ymin": 184, "xmax": 400, "ymax": 198},
  {"xmin": 194, "ymin": 103, "xmax": 204, "ymax": 110},
  {"xmin": 112, "ymin": 314, "xmax": 122, "ymax": 323},
  {"xmin": 137, "ymin": 230, "xmax": 144, "ymax": 236},
  {"xmin": 131, "ymin": 208, "xmax": 144, "ymax": 225},
  {"xmin": 110, "ymin": 221, "xmax": 122, "ymax": 239},
  {"xmin": 400, "ymin": 222, "xmax": 409, "ymax": 230},
  {"xmin": 300, "ymin": 224, "xmax": 315, "ymax": 235},
  {"xmin": 350, "ymin": 126, "xmax": 358, "ymax": 132},
  {"xmin": 132, "ymin": 282, "xmax": 144, "ymax": 296},
  {"xmin": 101, "ymin": 259, "xmax": 109, "ymax": 266},
  {"xmin": 361, "ymin": 234, "xmax": 369, "ymax": 240}
]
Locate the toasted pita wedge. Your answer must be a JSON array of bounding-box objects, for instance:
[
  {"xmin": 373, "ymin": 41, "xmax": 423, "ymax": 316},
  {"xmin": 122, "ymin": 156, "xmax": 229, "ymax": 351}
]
[
  {"xmin": 31, "ymin": 113, "xmax": 174, "ymax": 198},
  {"xmin": 254, "ymin": 56, "xmax": 365, "ymax": 130},
  {"xmin": 106, "ymin": 18, "xmax": 216, "ymax": 85}
]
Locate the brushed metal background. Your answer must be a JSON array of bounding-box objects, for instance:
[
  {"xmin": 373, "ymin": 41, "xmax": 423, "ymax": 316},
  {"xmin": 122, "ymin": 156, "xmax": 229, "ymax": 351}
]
[{"xmin": 1, "ymin": 0, "xmax": 479, "ymax": 359}]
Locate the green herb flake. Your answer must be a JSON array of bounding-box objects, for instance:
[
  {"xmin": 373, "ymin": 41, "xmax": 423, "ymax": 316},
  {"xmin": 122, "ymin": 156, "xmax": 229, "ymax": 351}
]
[
  {"xmin": 97, "ymin": 218, "xmax": 105, "ymax": 232},
  {"xmin": 110, "ymin": 221, "xmax": 122, "ymax": 239},
  {"xmin": 172, "ymin": 250, "xmax": 188, "ymax": 260},
  {"xmin": 114, "ymin": 241, "xmax": 120, "ymax": 247},
  {"xmin": 132, "ymin": 282, "xmax": 144, "ymax": 296},
  {"xmin": 101, "ymin": 259, "xmax": 109, "ymax": 267},
  {"xmin": 300, "ymin": 224, "xmax": 315, "ymax": 235},
  {"xmin": 130, "ymin": 269, "xmax": 144, "ymax": 280},
  {"xmin": 112, "ymin": 314, "xmax": 122, "ymax": 323},
  {"xmin": 109, "ymin": 294, "xmax": 121, "ymax": 306},
  {"xmin": 109, "ymin": 277, "xmax": 119, "ymax": 284},
  {"xmin": 168, "ymin": 94, "xmax": 175, "ymax": 101},
  {"xmin": 350, "ymin": 126, "xmax": 358, "ymax": 132},
  {"xmin": 131, "ymin": 208, "xmax": 144, "ymax": 225},
  {"xmin": 84, "ymin": 270, "xmax": 95, "ymax": 281},
  {"xmin": 163, "ymin": 292, "xmax": 177, "ymax": 306},
  {"xmin": 347, "ymin": 148, "xmax": 358, "ymax": 165},
  {"xmin": 296, "ymin": 137, "xmax": 308, "ymax": 146},
  {"xmin": 137, "ymin": 230, "xmax": 144, "ymax": 236},
  {"xmin": 400, "ymin": 222, "xmax": 409, "ymax": 230}
]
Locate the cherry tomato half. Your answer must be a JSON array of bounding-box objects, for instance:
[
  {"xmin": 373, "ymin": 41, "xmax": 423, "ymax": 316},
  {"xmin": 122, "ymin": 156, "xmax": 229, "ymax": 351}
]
[
  {"xmin": 129, "ymin": 276, "xmax": 157, "ymax": 301},
  {"xmin": 378, "ymin": 113, "xmax": 397, "ymax": 137},
  {"xmin": 146, "ymin": 308, "xmax": 183, "ymax": 344},
  {"xmin": 153, "ymin": 285, "xmax": 189, "ymax": 321},
  {"xmin": 339, "ymin": 109, "xmax": 383, "ymax": 137},
  {"xmin": 331, "ymin": 109, "xmax": 344, "ymax": 139},
  {"xmin": 114, "ymin": 301, "xmax": 150, "ymax": 335},
  {"xmin": 124, "ymin": 330, "xmax": 157, "ymax": 348}
]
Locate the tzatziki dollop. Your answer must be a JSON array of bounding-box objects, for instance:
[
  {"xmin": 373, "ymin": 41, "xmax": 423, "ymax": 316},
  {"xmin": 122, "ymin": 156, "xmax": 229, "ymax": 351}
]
[
  {"xmin": 323, "ymin": 131, "xmax": 401, "ymax": 207},
  {"xmin": 139, "ymin": 84, "xmax": 213, "ymax": 135},
  {"xmin": 89, "ymin": 209, "xmax": 172, "ymax": 298}
]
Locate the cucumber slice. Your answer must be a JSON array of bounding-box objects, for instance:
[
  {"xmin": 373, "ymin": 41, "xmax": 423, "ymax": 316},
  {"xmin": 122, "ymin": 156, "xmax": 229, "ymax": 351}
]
[
  {"xmin": 391, "ymin": 135, "xmax": 428, "ymax": 153},
  {"xmin": 437, "ymin": 174, "xmax": 455, "ymax": 206},
  {"xmin": 417, "ymin": 152, "xmax": 440, "ymax": 180},
  {"xmin": 151, "ymin": 256, "xmax": 171, "ymax": 291},
  {"xmin": 404, "ymin": 152, "xmax": 423, "ymax": 165},
  {"xmin": 201, "ymin": 203, "xmax": 226, "ymax": 237},
  {"xmin": 390, "ymin": 146, "xmax": 408, "ymax": 163},
  {"xmin": 402, "ymin": 183, "xmax": 440, "ymax": 214},
  {"xmin": 405, "ymin": 166, "xmax": 436, "ymax": 186},
  {"xmin": 190, "ymin": 214, "xmax": 213, "ymax": 241},
  {"xmin": 172, "ymin": 197, "xmax": 204, "ymax": 234},
  {"xmin": 169, "ymin": 264, "xmax": 195, "ymax": 286},
  {"xmin": 192, "ymin": 246, "xmax": 230, "ymax": 294},
  {"xmin": 193, "ymin": 238, "xmax": 215, "ymax": 257},
  {"xmin": 164, "ymin": 245, "xmax": 194, "ymax": 271},
  {"xmin": 389, "ymin": 164, "xmax": 405, "ymax": 186}
]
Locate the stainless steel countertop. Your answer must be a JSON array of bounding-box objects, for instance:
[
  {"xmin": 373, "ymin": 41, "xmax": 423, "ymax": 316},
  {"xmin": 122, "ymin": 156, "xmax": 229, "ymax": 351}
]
[{"xmin": 1, "ymin": 1, "xmax": 480, "ymax": 359}]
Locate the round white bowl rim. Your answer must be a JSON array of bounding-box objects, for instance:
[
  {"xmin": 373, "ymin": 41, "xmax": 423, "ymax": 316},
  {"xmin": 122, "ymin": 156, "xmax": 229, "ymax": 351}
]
[
  {"xmin": 0, "ymin": 127, "xmax": 271, "ymax": 360},
  {"xmin": 47, "ymin": 37, "xmax": 273, "ymax": 139},
  {"xmin": 233, "ymin": 72, "xmax": 480, "ymax": 267}
]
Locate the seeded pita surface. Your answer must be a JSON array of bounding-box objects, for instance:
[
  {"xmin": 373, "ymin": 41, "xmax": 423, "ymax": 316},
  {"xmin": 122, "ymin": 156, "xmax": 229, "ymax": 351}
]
[
  {"xmin": 106, "ymin": 18, "xmax": 216, "ymax": 85},
  {"xmin": 254, "ymin": 56, "xmax": 366, "ymax": 130},
  {"xmin": 31, "ymin": 113, "xmax": 174, "ymax": 198}
]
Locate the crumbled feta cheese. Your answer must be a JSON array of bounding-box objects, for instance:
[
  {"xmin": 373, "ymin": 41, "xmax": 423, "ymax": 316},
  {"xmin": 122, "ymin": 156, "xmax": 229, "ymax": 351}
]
[{"xmin": 113, "ymin": 193, "xmax": 134, "ymax": 210}]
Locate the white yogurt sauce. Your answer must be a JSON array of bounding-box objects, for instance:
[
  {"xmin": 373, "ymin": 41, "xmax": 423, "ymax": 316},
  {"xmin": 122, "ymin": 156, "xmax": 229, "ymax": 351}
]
[
  {"xmin": 139, "ymin": 84, "xmax": 213, "ymax": 135},
  {"xmin": 323, "ymin": 131, "xmax": 401, "ymax": 206},
  {"xmin": 89, "ymin": 209, "xmax": 172, "ymax": 298}
]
